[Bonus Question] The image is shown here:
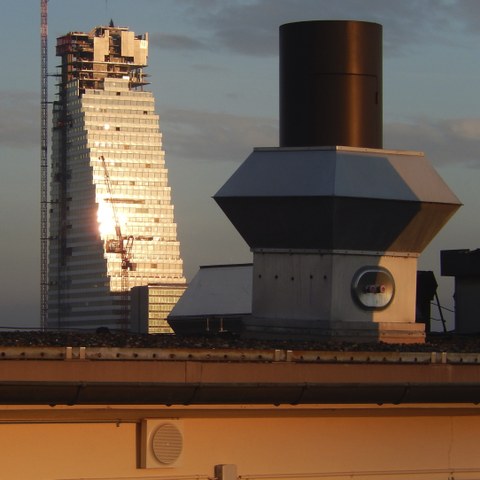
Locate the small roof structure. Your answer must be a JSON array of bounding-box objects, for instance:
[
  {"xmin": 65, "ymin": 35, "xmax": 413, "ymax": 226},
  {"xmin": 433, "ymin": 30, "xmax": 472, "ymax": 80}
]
[{"xmin": 169, "ymin": 264, "xmax": 253, "ymax": 318}]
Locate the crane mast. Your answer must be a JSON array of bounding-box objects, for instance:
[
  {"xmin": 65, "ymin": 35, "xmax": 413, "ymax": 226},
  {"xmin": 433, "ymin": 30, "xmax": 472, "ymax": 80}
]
[{"xmin": 40, "ymin": 0, "xmax": 49, "ymax": 330}]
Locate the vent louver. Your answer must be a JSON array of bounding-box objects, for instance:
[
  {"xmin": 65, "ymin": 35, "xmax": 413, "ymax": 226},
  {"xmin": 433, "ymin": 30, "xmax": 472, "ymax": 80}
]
[
  {"xmin": 152, "ymin": 423, "xmax": 183, "ymax": 465},
  {"xmin": 140, "ymin": 419, "xmax": 184, "ymax": 469}
]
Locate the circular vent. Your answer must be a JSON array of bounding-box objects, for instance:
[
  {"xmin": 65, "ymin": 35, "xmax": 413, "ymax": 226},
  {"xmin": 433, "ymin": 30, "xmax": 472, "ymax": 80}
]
[
  {"xmin": 351, "ymin": 266, "xmax": 395, "ymax": 310},
  {"xmin": 151, "ymin": 423, "xmax": 183, "ymax": 465}
]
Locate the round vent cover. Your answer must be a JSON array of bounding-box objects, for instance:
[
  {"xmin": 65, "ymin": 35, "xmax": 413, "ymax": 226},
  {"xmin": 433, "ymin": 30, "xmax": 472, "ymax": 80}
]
[
  {"xmin": 151, "ymin": 423, "xmax": 183, "ymax": 465},
  {"xmin": 351, "ymin": 266, "xmax": 395, "ymax": 310}
]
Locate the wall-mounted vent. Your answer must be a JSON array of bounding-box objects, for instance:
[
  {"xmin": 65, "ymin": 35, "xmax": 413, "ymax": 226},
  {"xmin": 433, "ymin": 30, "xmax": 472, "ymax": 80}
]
[{"xmin": 140, "ymin": 419, "xmax": 183, "ymax": 469}]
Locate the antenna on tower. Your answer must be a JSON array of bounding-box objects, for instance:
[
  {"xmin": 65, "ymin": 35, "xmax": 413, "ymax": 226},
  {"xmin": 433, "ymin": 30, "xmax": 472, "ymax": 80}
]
[{"xmin": 40, "ymin": 0, "xmax": 49, "ymax": 330}]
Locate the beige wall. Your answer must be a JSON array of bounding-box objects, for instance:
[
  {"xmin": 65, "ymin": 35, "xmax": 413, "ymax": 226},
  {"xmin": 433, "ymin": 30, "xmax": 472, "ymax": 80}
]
[{"xmin": 0, "ymin": 405, "xmax": 480, "ymax": 480}]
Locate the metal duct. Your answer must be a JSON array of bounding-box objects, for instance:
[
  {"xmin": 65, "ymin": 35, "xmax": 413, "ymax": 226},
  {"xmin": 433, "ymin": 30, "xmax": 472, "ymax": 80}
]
[{"xmin": 279, "ymin": 20, "xmax": 383, "ymax": 148}]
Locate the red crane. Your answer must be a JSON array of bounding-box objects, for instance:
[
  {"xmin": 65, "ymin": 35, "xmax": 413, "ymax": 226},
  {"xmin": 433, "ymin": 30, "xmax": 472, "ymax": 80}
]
[{"xmin": 100, "ymin": 155, "xmax": 133, "ymax": 327}]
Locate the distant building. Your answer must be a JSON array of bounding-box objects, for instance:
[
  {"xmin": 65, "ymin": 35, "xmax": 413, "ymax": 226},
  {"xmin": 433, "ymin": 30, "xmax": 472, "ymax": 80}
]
[
  {"xmin": 442, "ymin": 249, "xmax": 480, "ymax": 333},
  {"xmin": 48, "ymin": 25, "xmax": 186, "ymax": 331},
  {"xmin": 131, "ymin": 283, "xmax": 187, "ymax": 334}
]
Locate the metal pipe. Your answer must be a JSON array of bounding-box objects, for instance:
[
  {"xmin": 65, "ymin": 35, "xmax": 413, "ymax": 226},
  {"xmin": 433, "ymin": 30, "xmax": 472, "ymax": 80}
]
[{"xmin": 279, "ymin": 20, "xmax": 383, "ymax": 148}]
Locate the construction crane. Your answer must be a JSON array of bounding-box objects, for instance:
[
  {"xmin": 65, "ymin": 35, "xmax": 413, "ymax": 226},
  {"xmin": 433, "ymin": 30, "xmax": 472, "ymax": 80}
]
[
  {"xmin": 100, "ymin": 156, "xmax": 133, "ymax": 327},
  {"xmin": 40, "ymin": 0, "xmax": 49, "ymax": 330}
]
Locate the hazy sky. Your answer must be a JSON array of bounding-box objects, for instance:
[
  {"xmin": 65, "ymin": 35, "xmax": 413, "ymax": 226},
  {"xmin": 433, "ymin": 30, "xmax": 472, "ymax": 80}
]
[{"xmin": 1, "ymin": 0, "xmax": 480, "ymax": 329}]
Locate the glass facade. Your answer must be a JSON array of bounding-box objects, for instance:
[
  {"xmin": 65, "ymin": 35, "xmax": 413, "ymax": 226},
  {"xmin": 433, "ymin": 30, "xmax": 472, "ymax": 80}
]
[
  {"xmin": 48, "ymin": 25, "xmax": 186, "ymax": 331},
  {"xmin": 130, "ymin": 284, "xmax": 187, "ymax": 334}
]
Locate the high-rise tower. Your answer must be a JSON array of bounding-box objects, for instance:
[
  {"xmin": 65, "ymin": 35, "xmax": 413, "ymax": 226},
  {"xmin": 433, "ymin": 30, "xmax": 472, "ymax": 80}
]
[{"xmin": 48, "ymin": 24, "xmax": 186, "ymax": 332}]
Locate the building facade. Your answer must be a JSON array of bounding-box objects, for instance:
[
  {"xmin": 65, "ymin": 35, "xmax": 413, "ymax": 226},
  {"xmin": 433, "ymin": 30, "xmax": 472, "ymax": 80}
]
[
  {"xmin": 48, "ymin": 25, "xmax": 186, "ymax": 331},
  {"xmin": 0, "ymin": 345, "xmax": 480, "ymax": 479},
  {"xmin": 131, "ymin": 284, "xmax": 187, "ymax": 334}
]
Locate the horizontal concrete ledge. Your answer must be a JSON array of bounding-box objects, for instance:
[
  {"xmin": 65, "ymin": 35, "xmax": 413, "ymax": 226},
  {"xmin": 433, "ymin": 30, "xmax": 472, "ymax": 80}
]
[
  {"xmin": 0, "ymin": 347, "xmax": 478, "ymax": 364},
  {"xmin": 0, "ymin": 359, "xmax": 479, "ymax": 405}
]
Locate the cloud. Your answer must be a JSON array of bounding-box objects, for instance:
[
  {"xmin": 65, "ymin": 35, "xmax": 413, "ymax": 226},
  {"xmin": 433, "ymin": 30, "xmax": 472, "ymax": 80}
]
[
  {"xmin": 385, "ymin": 117, "xmax": 480, "ymax": 167},
  {"xmin": 190, "ymin": 63, "xmax": 228, "ymax": 73},
  {"xmin": 149, "ymin": 32, "xmax": 206, "ymax": 51},
  {"xmin": 159, "ymin": 104, "xmax": 480, "ymax": 171},
  {"xmin": 160, "ymin": 107, "xmax": 480, "ymax": 170},
  {"xmin": 0, "ymin": 91, "xmax": 39, "ymax": 148},
  {"xmin": 161, "ymin": 108, "xmax": 278, "ymax": 162},
  {"xmin": 453, "ymin": 0, "xmax": 480, "ymax": 34},
  {"xmin": 171, "ymin": 0, "xmax": 464, "ymax": 57}
]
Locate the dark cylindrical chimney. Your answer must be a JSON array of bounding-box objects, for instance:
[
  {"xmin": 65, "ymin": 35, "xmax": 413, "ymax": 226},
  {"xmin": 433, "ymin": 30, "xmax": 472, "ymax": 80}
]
[{"xmin": 279, "ymin": 20, "xmax": 383, "ymax": 148}]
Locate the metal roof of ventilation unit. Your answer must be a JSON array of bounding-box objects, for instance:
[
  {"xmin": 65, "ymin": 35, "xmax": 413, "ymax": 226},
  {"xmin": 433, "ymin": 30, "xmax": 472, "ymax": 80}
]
[{"xmin": 215, "ymin": 146, "xmax": 460, "ymax": 253}]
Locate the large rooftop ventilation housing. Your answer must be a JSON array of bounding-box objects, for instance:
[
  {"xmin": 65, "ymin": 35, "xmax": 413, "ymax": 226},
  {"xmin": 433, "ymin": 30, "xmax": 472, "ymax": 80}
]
[{"xmin": 175, "ymin": 21, "xmax": 461, "ymax": 343}]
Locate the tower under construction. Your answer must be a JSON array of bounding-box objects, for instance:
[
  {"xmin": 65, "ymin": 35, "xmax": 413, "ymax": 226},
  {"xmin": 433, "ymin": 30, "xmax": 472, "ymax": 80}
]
[{"xmin": 48, "ymin": 24, "xmax": 186, "ymax": 332}]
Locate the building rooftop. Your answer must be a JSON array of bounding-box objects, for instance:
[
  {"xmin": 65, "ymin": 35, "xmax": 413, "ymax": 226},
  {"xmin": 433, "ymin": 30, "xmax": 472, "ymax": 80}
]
[
  {"xmin": 0, "ymin": 331, "xmax": 479, "ymax": 406},
  {"xmin": 0, "ymin": 330, "xmax": 479, "ymax": 352},
  {"xmin": 0, "ymin": 331, "xmax": 478, "ymax": 406}
]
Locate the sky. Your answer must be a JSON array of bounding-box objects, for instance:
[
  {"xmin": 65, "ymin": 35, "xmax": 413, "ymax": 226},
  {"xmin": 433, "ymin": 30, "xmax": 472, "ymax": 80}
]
[{"xmin": 1, "ymin": 0, "xmax": 480, "ymax": 330}]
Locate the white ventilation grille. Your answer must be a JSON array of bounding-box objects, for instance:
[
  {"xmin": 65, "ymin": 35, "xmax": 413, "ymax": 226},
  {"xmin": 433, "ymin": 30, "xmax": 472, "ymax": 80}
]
[
  {"xmin": 151, "ymin": 423, "xmax": 183, "ymax": 465},
  {"xmin": 140, "ymin": 419, "xmax": 184, "ymax": 469}
]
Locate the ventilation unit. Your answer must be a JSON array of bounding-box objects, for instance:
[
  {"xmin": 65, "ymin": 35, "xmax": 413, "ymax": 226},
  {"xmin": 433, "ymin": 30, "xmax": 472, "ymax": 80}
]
[{"xmin": 140, "ymin": 419, "xmax": 184, "ymax": 469}]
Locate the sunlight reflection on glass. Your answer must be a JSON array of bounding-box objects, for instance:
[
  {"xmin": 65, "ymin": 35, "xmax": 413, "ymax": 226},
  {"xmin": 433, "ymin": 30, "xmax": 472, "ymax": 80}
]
[{"xmin": 97, "ymin": 201, "xmax": 127, "ymax": 237}]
